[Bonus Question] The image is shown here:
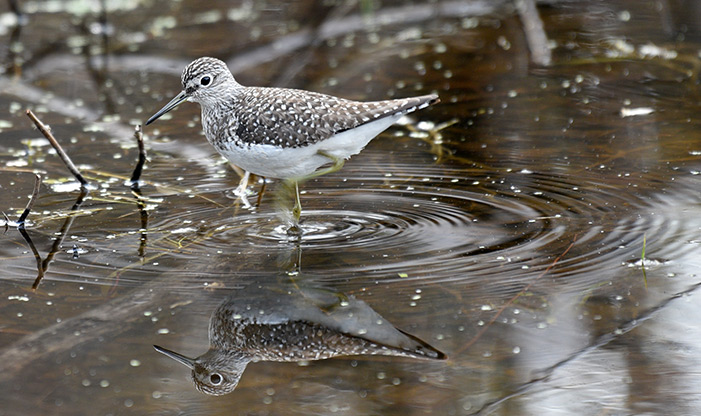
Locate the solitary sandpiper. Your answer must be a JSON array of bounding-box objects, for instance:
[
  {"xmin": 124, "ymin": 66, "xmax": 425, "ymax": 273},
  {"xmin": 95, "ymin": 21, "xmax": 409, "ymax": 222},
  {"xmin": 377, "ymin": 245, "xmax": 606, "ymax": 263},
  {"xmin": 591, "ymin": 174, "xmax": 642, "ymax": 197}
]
[
  {"xmin": 154, "ymin": 282, "xmax": 445, "ymax": 395},
  {"xmin": 146, "ymin": 57, "xmax": 439, "ymax": 228}
]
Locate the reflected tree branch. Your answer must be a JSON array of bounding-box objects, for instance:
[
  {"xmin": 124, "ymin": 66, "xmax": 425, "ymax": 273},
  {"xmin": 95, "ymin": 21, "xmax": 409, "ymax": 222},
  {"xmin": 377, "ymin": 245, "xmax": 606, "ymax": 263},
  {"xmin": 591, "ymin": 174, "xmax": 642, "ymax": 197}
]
[
  {"xmin": 127, "ymin": 124, "xmax": 149, "ymax": 257},
  {"xmin": 471, "ymin": 279, "xmax": 701, "ymax": 415},
  {"xmin": 459, "ymin": 234, "xmax": 578, "ymax": 354},
  {"xmin": 0, "ymin": 277, "xmax": 189, "ymax": 384},
  {"xmin": 131, "ymin": 187, "xmax": 148, "ymax": 258},
  {"xmin": 20, "ymin": 188, "xmax": 89, "ymax": 290},
  {"xmin": 272, "ymin": 0, "xmax": 356, "ymax": 88},
  {"xmin": 129, "ymin": 124, "xmax": 146, "ymax": 187},
  {"xmin": 17, "ymin": 226, "xmax": 43, "ymax": 284}
]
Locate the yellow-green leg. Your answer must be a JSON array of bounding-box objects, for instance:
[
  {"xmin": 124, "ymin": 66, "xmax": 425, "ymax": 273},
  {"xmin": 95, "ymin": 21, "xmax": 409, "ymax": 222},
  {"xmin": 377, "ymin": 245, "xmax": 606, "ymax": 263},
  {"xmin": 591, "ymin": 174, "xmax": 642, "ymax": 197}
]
[
  {"xmin": 292, "ymin": 180, "xmax": 302, "ymax": 223},
  {"xmin": 284, "ymin": 151, "xmax": 345, "ymax": 232},
  {"xmin": 306, "ymin": 150, "xmax": 346, "ymax": 180}
]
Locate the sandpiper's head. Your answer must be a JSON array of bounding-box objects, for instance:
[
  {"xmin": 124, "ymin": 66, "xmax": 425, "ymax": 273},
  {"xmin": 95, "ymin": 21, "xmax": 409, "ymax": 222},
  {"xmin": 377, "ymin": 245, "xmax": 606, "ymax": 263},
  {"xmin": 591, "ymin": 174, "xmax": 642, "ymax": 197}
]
[
  {"xmin": 181, "ymin": 57, "xmax": 236, "ymax": 103},
  {"xmin": 145, "ymin": 57, "xmax": 237, "ymax": 125},
  {"xmin": 153, "ymin": 345, "xmax": 249, "ymax": 396}
]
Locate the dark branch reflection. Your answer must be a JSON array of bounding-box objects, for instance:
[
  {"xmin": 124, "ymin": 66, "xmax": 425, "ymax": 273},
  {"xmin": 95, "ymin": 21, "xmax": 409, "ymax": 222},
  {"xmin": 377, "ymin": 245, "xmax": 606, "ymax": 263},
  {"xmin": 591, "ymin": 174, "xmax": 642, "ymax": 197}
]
[
  {"xmin": 15, "ymin": 188, "xmax": 89, "ymax": 290},
  {"xmin": 130, "ymin": 187, "xmax": 148, "ymax": 258},
  {"xmin": 155, "ymin": 279, "xmax": 446, "ymax": 396}
]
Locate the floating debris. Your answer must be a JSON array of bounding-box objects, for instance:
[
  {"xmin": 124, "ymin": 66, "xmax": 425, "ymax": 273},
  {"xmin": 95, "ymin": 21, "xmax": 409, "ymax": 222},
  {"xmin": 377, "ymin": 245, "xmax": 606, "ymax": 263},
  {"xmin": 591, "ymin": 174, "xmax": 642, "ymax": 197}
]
[{"xmin": 620, "ymin": 107, "xmax": 654, "ymax": 117}]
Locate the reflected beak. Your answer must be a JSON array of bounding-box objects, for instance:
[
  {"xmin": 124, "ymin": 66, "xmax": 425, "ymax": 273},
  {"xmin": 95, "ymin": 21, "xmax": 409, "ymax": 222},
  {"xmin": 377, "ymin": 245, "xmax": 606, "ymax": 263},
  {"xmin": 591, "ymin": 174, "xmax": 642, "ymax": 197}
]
[
  {"xmin": 153, "ymin": 345, "xmax": 195, "ymax": 369},
  {"xmin": 145, "ymin": 90, "xmax": 189, "ymax": 125}
]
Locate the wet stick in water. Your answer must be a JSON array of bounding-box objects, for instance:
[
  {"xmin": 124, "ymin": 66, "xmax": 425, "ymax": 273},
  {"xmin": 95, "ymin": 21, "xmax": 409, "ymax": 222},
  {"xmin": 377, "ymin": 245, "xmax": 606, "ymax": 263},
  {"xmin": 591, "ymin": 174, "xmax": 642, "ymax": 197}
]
[
  {"xmin": 0, "ymin": 169, "xmax": 44, "ymax": 287},
  {"xmin": 515, "ymin": 0, "xmax": 552, "ymax": 66},
  {"xmin": 16, "ymin": 172, "xmax": 41, "ymax": 226},
  {"xmin": 0, "ymin": 167, "xmax": 46, "ymax": 227},
  {"xmin": 25, "ymin": 109, "xmax": 90, "ymax": 187},
  {"xmin": 129, "ymin": 124, "xmax": 147, "ymax": 188}
]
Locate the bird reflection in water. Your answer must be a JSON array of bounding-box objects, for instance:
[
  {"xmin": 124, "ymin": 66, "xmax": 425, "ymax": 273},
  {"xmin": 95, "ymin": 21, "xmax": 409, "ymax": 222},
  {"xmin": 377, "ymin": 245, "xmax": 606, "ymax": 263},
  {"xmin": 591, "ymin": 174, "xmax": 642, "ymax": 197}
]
[{"xmin": 154, "ymin": 281, "xmax": 446, "ymax": 395}]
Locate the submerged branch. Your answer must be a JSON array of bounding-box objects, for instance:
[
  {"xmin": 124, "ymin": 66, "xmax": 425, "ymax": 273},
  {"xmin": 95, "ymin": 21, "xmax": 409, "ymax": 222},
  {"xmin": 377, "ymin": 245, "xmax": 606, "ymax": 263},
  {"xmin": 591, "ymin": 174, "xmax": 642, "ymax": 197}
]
[
  {"xmin": 25, "ymin": 109, "xmax": 89, "ymax": 187},
  {"xmin": 129, "ymin": 124, "xmax": 147, "ymax": 188}
]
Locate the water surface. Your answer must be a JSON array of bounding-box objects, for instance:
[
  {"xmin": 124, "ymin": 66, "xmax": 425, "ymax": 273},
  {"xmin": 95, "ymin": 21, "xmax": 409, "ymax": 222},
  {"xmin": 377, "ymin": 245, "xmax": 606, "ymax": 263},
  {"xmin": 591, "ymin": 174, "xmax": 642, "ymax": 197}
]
[{"xmin": 1, "ymin": 1, "xmax": 701, "ymax": 415}]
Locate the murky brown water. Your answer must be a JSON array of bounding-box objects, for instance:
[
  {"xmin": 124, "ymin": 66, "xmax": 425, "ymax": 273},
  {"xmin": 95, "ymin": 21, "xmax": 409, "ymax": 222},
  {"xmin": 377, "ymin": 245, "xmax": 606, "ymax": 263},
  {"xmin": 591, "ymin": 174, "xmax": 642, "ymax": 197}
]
[{"xmin": 1, "ymin": 1, "xmax": 701, "ymax": 415}]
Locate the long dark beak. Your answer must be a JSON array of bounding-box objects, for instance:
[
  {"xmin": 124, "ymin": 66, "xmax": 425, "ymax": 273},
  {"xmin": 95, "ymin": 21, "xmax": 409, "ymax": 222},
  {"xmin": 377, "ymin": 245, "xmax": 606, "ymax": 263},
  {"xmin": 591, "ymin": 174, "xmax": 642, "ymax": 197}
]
[
  {"xmin": 153, "ymin": 345, "xmax": 195, "ymax": 369},
  {"xmin": 145, "ymin": 90, "xmax": 189, "ymax": 125}
]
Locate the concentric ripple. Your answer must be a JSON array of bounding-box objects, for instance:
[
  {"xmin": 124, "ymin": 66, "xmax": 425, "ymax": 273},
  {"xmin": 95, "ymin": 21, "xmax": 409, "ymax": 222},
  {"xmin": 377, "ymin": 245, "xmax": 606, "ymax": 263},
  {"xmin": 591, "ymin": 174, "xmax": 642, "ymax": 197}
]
[
  {"xmin": 147, "ymin": 167, "xmax": 701, "ymax": 288},
  {"xmin": 11, "ymin": 165, "xmax": 698, "ymax": 291}
]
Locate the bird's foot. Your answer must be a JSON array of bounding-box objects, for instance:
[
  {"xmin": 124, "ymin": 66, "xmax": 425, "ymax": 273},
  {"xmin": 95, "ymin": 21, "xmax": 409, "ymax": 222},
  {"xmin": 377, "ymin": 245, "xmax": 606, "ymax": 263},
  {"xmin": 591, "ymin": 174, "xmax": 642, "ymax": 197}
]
[
  {"xmin": 286, "ymin": 223, "xmax": 303, "ymax": 237},
  {"xmin": 233, "ymin": 186, "xmax": 252, "ymax": 208},
  {"xmin": 233, "ymin": 171, "xmax": 252, "ymax": 208}
]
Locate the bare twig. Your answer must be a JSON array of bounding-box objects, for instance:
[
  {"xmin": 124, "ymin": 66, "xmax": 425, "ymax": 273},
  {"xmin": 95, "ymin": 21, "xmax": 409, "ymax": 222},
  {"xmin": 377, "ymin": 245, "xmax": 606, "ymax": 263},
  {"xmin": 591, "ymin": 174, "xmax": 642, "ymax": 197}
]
[
  {"xmin": 16, "ymin": 172, "xmax": 42, "ymax": 226},
  {"xmin": 129, "ymin": 124, "xmax": 147, "ymax": 187},
  {"xmin": 25, "ymin": 109, "xmax": 89, "ymax": 187},
  {"xmin": 515, "ymin": 0, "xmax": 552, "ymax": 66}
]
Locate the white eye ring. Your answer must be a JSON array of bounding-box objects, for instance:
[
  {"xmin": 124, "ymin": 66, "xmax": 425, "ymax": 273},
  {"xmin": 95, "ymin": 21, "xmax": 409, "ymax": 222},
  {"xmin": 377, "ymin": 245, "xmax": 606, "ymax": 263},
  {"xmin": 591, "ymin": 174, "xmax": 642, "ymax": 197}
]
[{"xmin": 209, "ymin": 373, "xmax": 223, "ymax": 385}]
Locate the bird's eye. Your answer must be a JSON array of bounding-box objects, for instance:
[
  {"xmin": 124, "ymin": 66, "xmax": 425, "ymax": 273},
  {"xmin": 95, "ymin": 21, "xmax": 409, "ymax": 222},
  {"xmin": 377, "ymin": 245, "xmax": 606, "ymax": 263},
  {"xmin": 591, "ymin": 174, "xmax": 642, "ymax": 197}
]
[
  {"xmin": 200, "ymin": 76, "xmax": 211, "ymax": 86},
  {"xmin": 209, "ymin": 373, "xmax": 222, "ymax": 385}
]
